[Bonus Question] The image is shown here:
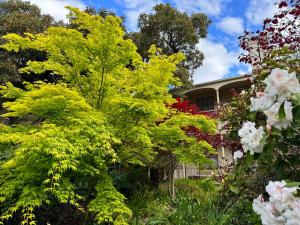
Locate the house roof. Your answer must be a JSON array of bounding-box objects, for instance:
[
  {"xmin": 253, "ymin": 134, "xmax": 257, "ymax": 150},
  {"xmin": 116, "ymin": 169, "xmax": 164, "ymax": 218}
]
[
  {"xmin": 184, "ymin": 74, "xmax": 252, "ymax": 94},
  {"xmin": 193, "ymin": 74, "xmax": 251, "ymax": 88}
]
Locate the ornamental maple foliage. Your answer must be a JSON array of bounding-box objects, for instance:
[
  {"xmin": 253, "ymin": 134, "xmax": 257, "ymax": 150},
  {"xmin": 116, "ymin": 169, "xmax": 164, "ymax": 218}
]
[
  {"xmin": 171, "ymin": 97, "xmax": 217, "ymax": 117},
  {"xmin": 0, "ymin": 7, "xmax": 218, "ymax": 225},
  {"xmin": 171, "ymin": 98, "xmax": 241, "ymax": 150},
  {"xmin": 239, "ymin": 0, "xmax": 300, "ymax": 66}
]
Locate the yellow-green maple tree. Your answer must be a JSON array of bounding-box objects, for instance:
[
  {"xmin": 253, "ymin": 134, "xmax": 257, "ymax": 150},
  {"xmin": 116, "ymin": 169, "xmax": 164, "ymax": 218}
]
[{"xmin": 0, "ymin": 7, "xmax": 216, "ymax": 224}]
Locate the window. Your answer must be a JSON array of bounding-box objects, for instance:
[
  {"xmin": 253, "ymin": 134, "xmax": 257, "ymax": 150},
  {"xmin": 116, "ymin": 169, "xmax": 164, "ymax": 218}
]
[{"xmin": 197, "ymin": 96, "xmax": 214, "ymax": 111}]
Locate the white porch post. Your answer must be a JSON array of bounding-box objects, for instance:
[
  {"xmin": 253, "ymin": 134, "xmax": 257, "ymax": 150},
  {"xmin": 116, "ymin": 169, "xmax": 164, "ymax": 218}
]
[
  {"xmin": 215, "ymin": 89, "xmax": 225, "ymax": 160},
  {"xmin": 215, "ymin": 89, "xmax": 220, "ymax": 108},
  {"xmin": 221, "ymin": 135, "xmax": 225, "ymax": 159}
]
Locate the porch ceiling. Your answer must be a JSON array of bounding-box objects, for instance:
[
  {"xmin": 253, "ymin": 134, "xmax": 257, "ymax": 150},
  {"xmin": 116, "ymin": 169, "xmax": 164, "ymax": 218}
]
[{"xmin": 184, "ymin": 75, "xmax": 251, "ymax": 95}]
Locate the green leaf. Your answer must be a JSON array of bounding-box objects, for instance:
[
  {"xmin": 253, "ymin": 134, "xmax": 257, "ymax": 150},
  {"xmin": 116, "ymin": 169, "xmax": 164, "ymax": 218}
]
[
  {"xmin": 291, "ymin": 93, "xmax": 300, "ymax": 105},
  {"xmin": 277, "ymin": 142, "xmax": 288, "ymax": 153},
  {"xmin": 278, "ymin": 101, "xmax": 286, "ymax": 120},
  {"xmin": 270, "ymin": 131, "xmax": 282, "ymax": 138},
  {"xmin": 249, "ymin": 111, "xmax": 257, "ymax": 121},
  {"xmin": 245, "ymin": 152, "xmax": 254, "ymax": 165},
  {"xmin": 229, "ymin": 185, "xmax": 239, "ymax": 194},
  {"xmin": 285, "ymin": 182, "xmax": 300, "ymax": 188},
  {"xmin": 263, "ymin": 140, "xmax": 276, "ymax": 154},
  {"xmin": 292, "ymin": 105, "xmax": 300, "ymax": 122}
]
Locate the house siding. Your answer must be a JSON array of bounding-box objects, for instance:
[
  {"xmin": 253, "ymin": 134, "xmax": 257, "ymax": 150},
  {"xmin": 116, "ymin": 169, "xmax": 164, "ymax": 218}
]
[{"xmin": 173, "ymin": 75, "xmax": 251, "ymax": 179}]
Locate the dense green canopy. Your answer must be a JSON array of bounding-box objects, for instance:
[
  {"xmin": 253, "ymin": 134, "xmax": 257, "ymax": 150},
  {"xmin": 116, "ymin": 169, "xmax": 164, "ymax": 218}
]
[
  {"xmin": 130, "ymin": 3, "xmax": 211, "ymax": 87},
  {"xmin": 0, "ymin": 7, "xmax": 216, "ymax": 225},
  {"xmin": 0, "ymin": 0, "xmax": 56, "ymax": 83}
]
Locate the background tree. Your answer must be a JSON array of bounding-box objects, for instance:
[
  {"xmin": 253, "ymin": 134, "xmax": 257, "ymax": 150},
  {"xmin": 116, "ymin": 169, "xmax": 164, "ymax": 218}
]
[
  {"xmin": 0, "ymin": 0, "xmax": 57, "ymax": 83},
  {"xmin": 84, "ymin": 6, "xmax": 124, "ymax": 20},
  {"xmin": 129, "ymin": 3, "xmax": 211, "ymax": 88}
]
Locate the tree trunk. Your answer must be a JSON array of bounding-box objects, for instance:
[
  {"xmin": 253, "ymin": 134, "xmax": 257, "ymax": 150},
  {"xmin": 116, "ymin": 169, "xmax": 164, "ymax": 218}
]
[{"xmin": 168, "ymin": 154, "xmax": 177, "ymax": 198}]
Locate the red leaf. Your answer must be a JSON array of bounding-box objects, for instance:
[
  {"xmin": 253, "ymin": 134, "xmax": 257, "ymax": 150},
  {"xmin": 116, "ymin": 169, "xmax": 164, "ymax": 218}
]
[{"xmin": 279, "ymin": 1, "xmax": 288, "ymax": 8}]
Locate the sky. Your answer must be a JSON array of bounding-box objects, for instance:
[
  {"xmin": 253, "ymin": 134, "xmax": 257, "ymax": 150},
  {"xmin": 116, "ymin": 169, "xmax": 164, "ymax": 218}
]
[{"xmin": 25, "ymin": 0, "xmax": 279, "ymax": 84}]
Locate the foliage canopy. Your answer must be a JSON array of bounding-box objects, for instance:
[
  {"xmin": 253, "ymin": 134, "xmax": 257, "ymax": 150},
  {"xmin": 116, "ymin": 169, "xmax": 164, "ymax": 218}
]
[
  {"xmin": 0, "ymin": 7, "xmax": 216, "ymax": 224},
  {"xmin": 0, "ymin": 0, "xmax": 56, "ymax": 83},
  {"xmin": 130, "ymin": 3, "xmax": 211, "ymax": 87}
]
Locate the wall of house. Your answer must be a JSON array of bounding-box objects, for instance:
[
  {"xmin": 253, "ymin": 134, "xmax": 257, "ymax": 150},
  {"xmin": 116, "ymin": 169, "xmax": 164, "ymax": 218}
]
[
  {"xmin": 173, "ymin": 164, "xmax": 199, "ymax": 179},
  {"xmin": 188, "ymin": 88, "xmax": 244, "ymax": 111},
  {"xmin": 187, "ymin": 89, "xmax": 238, "ymax": 112},
  {"xmin": 187, "ymin": 89, "xmax": 217, "ymax": 111},
  {"xmin": 219, "ymin": 89, "xmax": 232, "ymax": 105},
  {"xmin": 172, "ymin": 77, "xmax": 250, "ymax": 180},
  {"xmin": 173, "ymin": 163, "xmax": 214, "ymax": 179}
]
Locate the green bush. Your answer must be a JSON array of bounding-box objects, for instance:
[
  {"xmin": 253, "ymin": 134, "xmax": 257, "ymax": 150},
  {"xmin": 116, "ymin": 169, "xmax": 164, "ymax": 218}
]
[{"xmin": 127, "ymin": 178, "xmax": 232, "ymax": 225}]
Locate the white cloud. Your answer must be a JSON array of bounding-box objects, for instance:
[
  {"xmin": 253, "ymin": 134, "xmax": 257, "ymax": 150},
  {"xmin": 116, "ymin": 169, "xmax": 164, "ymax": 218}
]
[
  {"xmin": 26, "ymin": 0, "xmax": 86, "ymax": 22},
  {"xmin": 172, "ymin": 0, "xmax": 230, "ymax": 16},
  {"xmin": 217, "ymin": 17, "xmax": 244, "ymax": 36},
  {"xmin": 115, "ymin": 0, "xmax": 232, "ymax": 32},
  {"xmin": 246, "ymin": 0, "xmax": 277, "ymax": 25},
  {"xmin": 237, "ymin": 66, "xmax": 252, "ymax": 75},
  {"xmin": 193, "ymin": 39, "xmax": 240, "ymax": 84},
  {"xmin": 115, "ymin": 0, "xmax": 162, "ymax": 31},
  {"xmin": 115, "ymin": 0, "xmax": 150, "ymax": 9}
]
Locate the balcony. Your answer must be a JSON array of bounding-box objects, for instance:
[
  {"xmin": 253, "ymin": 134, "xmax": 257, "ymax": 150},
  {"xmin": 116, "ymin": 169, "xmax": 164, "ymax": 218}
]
[
  {"xmin": 172, "ymin": 75, "xmax": 251, "ymax": 180},
  {"xmin": 183, "ymin": 75, "xmax": 251, "ymax": 112}
]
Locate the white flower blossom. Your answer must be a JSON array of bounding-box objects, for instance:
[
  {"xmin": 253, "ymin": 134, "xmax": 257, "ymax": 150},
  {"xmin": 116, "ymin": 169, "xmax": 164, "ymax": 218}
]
[
  {"xmin": 253, "ymin": 181, "xmax": 300, "ymax": 225},
  {"xmin": 284, "ymin": 200, "xmax": 300, "ymax": 225},
  {"xmin": 266, "ymin": 181, "xmax": 298, "ymax": 204},
  {"xmin": 253, "ymin": 195, "xmax": 266, "ymax": 215},
  {"xmin": 264, "ymin": 68, "xmax": 300, "ymax": 100},
  {"xmin": 250, "ymin": 94, "xmax": 276, "ymax": 111},
  {"xmin": 249, "ymin": 69, "xmax": 300, "ymax": 128},
  {"xmin": 238, "ymin": 121, "xmax": 265, "ymax": 154},
  {"xmin": 253, "ymin": 195, "xmax": 286, "ymax": 225},
  {"xmin": 264, "ymin": 101, "xmax": 293, "ymax": 130},
  {"xmin": 233, "ymin": 150, "xmax": 243, "ymax": 161}
]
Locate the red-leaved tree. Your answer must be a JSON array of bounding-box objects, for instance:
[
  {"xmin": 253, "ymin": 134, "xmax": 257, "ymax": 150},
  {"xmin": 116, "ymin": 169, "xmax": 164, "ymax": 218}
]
[
  {"xmin": 239, "ymin": 0, "xmax": 300, "ymax": 66},
  {"xmin": 171, "ymin": 98, "xmax": 241, "ymax": 151}
]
